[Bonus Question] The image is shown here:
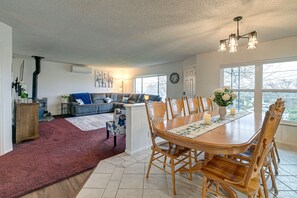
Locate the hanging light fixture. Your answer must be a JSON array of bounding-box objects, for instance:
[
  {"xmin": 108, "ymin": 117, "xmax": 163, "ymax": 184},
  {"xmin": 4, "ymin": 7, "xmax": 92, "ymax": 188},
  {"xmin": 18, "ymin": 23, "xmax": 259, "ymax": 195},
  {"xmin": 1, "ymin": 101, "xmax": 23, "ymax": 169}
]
[{"xmin": 218, "ymin": 16, "xmax": 258, "ymax": 53}]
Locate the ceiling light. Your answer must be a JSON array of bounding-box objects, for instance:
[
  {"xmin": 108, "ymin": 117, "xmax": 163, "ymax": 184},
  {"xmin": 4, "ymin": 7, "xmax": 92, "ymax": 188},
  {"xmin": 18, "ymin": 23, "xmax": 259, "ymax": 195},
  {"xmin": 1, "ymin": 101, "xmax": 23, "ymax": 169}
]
[{"xmin": 218, "ymin": 16, "xmax": 258, "ymax": 53}]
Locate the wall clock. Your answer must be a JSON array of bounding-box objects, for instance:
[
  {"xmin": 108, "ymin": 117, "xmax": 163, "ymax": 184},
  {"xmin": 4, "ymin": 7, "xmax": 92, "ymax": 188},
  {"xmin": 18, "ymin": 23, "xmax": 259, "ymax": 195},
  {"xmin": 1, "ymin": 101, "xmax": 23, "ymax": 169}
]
[{"xmin": 170, "ymin": 72, "xmax": 180, "ymax": 84}]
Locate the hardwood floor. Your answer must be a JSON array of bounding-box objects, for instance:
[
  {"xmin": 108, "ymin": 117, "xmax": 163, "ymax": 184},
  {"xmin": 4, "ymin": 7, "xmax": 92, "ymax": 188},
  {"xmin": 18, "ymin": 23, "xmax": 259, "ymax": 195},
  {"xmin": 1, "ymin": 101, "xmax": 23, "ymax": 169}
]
[{"xmin": 21, "ymin": 168, "xmax": 94, "ymax": 198}]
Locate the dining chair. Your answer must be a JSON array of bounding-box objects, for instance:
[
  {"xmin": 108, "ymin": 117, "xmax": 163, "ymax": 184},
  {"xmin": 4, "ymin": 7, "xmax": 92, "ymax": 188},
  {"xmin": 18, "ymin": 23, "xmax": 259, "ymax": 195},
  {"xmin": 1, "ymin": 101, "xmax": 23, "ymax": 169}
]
[
  {"xmin": 185, "ymin": 96, "xmax": 201, "ymax": 115},
  {"xmin": 200, "ymin": 99, "xmax": 285, "ymax": 198},
  {"xmin": 229, "ymin": 98, "xmax": 285, "ymax": 197},
  {"xmin": 144, "ymin": 100, "xmax": 192, "ymax": 195},
  {"xmin": 168, "ymin": 97, "xmax": 186, "ymax": 118},
  {"xmin": 184, "ymin": 96, "xmax": 204, "ymax": 161},
  {"xmin": 200, "ymin": 96, "xmax": 214, "ymax": 112}
]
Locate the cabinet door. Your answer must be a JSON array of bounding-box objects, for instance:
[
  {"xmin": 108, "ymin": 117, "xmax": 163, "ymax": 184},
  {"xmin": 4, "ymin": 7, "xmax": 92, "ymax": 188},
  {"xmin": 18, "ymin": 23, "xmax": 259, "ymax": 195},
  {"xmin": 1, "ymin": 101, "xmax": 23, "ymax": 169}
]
[{"xmin": 15, "ymin": 103, "xmax": 39, "ymax": 143}]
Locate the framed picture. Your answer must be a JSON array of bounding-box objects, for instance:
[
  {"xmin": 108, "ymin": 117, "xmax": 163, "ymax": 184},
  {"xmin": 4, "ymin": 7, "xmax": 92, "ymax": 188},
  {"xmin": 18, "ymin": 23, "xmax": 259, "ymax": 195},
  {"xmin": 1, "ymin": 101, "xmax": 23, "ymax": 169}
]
[{"xmin": 95, "ymin": 70, "xmax": 113, "ymax": 88}]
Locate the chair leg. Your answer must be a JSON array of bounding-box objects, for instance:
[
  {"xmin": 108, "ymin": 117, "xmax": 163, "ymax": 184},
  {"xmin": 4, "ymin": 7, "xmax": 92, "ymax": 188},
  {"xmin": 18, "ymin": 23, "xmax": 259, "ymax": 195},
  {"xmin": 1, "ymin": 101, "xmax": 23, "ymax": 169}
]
[
  {"xmin": 271, "ymin": 150, "xmax": 278, "ymax": 175},
  {"xmin": 188, "ymin": 150, "xmax": 192, "ymax": 181},
  {"xmin": 202, "ymin": 176, "xmax": 207, "ymax": 198},
  {"xmin": 258, "ymin": 187, "xmax": 264, "ymax": 198},
  {"xmin": 268, "ymin": 162, "xmax": 278, "ymax": 195},
  {"xmin": 171, "ymin": 157, "xmax": 176, "ymax": 195},
  {"xmin": 114, "ymin": 136, "xmax": 117, "ymax": 147},
  {"xmin": 260, "ymin": 167, "xmax": 268, "ymax": 198},
  {"xmin": 194, "ymin": 149, "xmax": 198, "ymax": 162},
  {"xmin": 273, "ymin": 139, "xmax": 280, "ymax": 163},
  {"xmin": 163, "ymin": 155, "xmax": 167, "ymax": 168},
  {"xmin": 146, "ymin": 150, "xmax": 154, "ymax": 178}
]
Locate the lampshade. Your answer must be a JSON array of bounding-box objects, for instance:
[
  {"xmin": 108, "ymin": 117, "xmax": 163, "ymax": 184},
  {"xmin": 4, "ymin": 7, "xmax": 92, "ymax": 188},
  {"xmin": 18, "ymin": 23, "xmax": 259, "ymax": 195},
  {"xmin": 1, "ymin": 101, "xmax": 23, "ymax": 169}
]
[
  {"xmin": 228, "ymin": 34, "xmax": 238, "ymax": 47},
  {"xmin": 218, "ymin": 40, "xmax": 227, "ymax": 52},
  {"xmin": 229, "ymin": 45, "xmax": 237, "ymax": 53},
  {"xmin": 144, "ymin": 95, "xmax": 149, "ymax": 101}
]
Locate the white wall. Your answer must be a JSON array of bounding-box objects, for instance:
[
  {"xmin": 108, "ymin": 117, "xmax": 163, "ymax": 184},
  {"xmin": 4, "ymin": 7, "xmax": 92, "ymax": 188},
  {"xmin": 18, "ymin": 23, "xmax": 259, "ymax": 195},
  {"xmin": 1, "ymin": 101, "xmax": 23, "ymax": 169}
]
[
  {"xmin": 130, "ymin": 61, "xmax": 184, "ymax": 99},
  {"xmin": 196, "ymin": 36, "xmax": 297, "ymax": 148},
  {"xmin": 12, "ymin": 58, "xmax": 134, "ymax": 115},
  {"xmin": 0, "ymin": 21, "xmax": 12, "ymax": 155}
]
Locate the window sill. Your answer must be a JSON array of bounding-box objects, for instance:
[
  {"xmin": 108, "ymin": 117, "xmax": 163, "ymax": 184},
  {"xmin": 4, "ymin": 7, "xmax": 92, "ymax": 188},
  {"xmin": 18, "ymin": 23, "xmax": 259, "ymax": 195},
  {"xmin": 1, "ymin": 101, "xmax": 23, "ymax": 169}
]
[{"xmin": 280, "ymin": 120, "xmax": 297, "ymax": 127}]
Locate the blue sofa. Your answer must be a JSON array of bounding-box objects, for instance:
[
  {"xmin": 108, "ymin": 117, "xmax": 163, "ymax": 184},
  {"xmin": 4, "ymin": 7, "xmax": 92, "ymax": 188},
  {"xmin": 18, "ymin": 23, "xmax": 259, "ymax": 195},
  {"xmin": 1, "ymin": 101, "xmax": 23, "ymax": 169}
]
[{"xmin": 69, "ymin": 92, "xmax": 161, "ymax": 117}]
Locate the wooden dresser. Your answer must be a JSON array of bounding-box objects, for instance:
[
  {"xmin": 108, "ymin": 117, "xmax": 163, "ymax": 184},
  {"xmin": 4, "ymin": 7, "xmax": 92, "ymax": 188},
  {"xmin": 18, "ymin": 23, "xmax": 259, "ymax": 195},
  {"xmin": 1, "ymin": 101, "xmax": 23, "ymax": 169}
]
[{"xmin": 14, "ymin": 101, "xmax": 39, "ymax": 144}]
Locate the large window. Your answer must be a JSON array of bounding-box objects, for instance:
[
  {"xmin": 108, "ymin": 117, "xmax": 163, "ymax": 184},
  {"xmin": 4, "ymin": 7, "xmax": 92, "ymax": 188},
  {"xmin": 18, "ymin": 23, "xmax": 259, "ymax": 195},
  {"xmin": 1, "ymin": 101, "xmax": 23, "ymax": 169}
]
[
  {"xmin": 222, "ymin": 60, "xmax": 297, "ymax": 122},
  {"xmin": 135, "ymin": 75, "xmax": 167, "ymax": 100},
  {"xmin": 262, "ymin": 61, "xmax": 297, "ymax": 121},
  {"xmin": 223, "ymin": 65, "xmax": 255, "ymax": 112}
]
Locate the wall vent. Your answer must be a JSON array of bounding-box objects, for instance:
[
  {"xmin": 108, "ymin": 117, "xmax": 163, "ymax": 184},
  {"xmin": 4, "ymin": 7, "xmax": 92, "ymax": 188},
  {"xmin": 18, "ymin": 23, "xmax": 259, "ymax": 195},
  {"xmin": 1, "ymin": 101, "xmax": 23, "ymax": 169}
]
[{"xmin": 71, "ymin": 66, "xmax": 92, "ymax": 74}]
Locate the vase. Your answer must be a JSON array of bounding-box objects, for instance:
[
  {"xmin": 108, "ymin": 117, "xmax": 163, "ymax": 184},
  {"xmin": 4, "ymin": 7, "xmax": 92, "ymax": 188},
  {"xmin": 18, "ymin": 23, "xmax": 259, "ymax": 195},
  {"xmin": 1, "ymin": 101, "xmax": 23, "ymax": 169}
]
[
  {"xmin": 61, "ymin": 98, "xmax": 69, "ymax": 103},
  {"xmin": 20, "ymin": 98, "xmax": 28, "ymax": 103},
  {"xmin": 218, "ymin": 106, "xmax": 227, "ymax": 120}
]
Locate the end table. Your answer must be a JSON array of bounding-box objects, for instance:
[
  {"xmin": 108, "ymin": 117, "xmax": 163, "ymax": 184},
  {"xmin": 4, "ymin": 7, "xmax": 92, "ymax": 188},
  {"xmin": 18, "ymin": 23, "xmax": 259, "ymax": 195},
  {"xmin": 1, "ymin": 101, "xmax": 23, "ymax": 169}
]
[{"xmin": 61, "ymin": 102, "xmax": 70, "ymax": 117}]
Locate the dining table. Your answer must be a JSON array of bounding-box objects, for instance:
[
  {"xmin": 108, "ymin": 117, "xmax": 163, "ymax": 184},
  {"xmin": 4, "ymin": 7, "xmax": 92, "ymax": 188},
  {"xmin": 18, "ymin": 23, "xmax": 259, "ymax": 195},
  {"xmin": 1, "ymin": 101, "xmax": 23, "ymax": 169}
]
[{"xmin": 153, "ymin": 110, "xmax": 265, "ymax": 197}]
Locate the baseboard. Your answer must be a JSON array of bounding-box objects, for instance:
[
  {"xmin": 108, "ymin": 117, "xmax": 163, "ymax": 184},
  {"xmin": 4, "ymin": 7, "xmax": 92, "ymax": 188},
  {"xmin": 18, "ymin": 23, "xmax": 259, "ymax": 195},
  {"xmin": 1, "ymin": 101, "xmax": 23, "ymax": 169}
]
[{"xmin": 275, "ymin": 141, "xmax": 297, "ymax": 152}]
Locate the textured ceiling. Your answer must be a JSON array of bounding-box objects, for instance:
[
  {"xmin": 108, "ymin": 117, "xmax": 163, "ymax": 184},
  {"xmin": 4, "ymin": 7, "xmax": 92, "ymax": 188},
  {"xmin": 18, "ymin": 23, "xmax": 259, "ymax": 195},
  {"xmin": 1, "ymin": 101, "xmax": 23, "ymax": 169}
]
[{"xmin": 0, "ymin": 0, "xmax": 297, "ymax": 67}]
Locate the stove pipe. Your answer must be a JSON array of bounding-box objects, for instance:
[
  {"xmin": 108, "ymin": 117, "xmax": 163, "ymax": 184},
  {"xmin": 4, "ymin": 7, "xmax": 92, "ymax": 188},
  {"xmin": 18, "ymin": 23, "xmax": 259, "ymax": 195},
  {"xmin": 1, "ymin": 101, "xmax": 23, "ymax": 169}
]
[{"xmin": 32, "ymin": 56, "xmax": 44, "ymax": 102}]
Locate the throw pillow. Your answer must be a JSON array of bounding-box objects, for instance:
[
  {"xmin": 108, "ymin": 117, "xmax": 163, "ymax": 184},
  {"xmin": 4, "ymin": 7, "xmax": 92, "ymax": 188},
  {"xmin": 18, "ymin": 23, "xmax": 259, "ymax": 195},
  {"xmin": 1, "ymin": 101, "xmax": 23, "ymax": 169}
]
[
  {"xmin": 72, "ymin": 93, "xmax": 92, "ymax": 104},
  {"xmin": 104, "ymin": 97, "xmax": 112, "ymax": 103},
  {"xmin": 122, "ymin": 97, "xmax": 129, "ymax": 103},
  {"xmin": 75, "ymin": 99, "xmax": 84, "ymax": 105}
]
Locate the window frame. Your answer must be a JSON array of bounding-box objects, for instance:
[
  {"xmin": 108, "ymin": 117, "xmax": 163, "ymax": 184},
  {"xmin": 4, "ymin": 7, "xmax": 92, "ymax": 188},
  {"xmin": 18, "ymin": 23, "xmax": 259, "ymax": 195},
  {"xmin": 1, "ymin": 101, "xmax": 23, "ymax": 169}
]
[
  {"xmin": 134, "ymin": 74, "xmax": 167, "ymax": 100},
  {"xmin": 221, "ymin": 57, "xmax": 297, "ymax": 125}
]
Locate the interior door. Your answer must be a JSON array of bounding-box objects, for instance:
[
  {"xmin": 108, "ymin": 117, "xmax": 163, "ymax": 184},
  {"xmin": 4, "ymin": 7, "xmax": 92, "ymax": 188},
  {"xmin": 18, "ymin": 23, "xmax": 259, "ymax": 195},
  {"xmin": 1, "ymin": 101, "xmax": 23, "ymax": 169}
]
[{"xmin": 183, "ymin": 66, "xmax": 196, "ymax": 97}]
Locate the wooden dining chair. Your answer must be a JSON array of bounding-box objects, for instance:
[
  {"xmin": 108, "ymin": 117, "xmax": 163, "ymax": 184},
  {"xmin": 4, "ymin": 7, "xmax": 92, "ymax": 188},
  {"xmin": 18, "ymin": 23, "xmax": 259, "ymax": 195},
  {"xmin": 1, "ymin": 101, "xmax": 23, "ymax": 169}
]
[
  {"xmin": 185, "ymin": 96, "xmax": 201, "ymax": 115},
  {"xmin": 201, "ymin": 99, "xmax": 285, "ymax": 198},
  {"xmin": 168, "ymin": 97, "xmax": 186, "ymax": 118},
  {"xmin": 144, "ymin": 100, "xmax": 192, "ymax": 195},
  {"xmin": 200, "ymin": 96, "xmax": 214, "ymax": 112},
  {"xmin": 228, "ymin": 98, "xmax": 285, "ymax": 198}
]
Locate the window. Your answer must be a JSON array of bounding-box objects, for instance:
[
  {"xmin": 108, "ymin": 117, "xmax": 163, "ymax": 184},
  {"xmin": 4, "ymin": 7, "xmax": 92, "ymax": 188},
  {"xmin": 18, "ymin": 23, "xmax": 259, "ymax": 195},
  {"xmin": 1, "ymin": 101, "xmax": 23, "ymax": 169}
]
[
  {"xmin": 222, "ymin": 60, "xmax": 297, "ymax": 122},
  {"xmin": 262, "ymin": 61, "xmax": 297, "ymax": 121},
  {"xmin": 135, "ymin": 75, "xmax": 167, "ymax": 100},
  {"xmin": 222, "ymin": 65, "xmax": 255, "ymax": 112}
]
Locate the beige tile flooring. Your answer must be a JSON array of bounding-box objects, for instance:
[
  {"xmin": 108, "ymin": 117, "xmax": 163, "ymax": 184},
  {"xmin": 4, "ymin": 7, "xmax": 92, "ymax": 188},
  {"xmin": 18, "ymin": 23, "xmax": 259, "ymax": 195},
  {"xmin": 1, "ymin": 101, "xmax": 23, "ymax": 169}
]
[{"xmin": 77, "ymin": 148, "xmax": 297, "ymax": 198}]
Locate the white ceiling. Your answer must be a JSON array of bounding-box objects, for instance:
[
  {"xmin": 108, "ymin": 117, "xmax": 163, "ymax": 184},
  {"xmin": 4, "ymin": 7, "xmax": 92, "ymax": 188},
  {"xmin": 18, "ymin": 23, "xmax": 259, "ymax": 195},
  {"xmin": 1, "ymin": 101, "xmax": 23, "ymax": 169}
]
[{"xmin": 0, "ymin": 0, "xmax": 297, "ymax": 67}]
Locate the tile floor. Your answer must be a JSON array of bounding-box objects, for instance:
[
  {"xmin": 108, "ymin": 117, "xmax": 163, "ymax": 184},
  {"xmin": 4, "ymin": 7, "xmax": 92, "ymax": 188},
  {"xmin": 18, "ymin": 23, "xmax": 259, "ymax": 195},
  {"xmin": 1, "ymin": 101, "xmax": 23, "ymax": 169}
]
[{"xmin": 77, "ymin": 148, "xmax": 297, "ymax": 198}]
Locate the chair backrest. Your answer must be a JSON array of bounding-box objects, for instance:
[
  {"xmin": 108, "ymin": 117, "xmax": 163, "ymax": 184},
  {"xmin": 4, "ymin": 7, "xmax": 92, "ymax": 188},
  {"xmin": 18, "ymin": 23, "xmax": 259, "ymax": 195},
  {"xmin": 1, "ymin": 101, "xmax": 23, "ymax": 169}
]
[
  {"xmin": 199, "ymin": 96, "xmax": 208, "ymax": 112},
  {"xmin": 243, "ymin": 98, "xmax": 285, "ymax": 188},
  {"xmin": 168, "ymin": 98, "xmax": 186, "ymax": 119},
  {"xmin": 185, "ymin": 96, "xmax": 201, "ymax": 115},
  {"xmin": 207, "ymin": 98, "xmax": 214, "ymax": 111},
  {"xmin": 145, "ymin": 100, "xmax": 168, "ymax": 147}
]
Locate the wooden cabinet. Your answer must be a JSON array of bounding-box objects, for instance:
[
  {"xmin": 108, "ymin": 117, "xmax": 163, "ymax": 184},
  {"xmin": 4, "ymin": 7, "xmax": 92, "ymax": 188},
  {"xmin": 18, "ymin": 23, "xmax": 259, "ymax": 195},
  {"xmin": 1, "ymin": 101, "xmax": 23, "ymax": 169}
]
[{"xmin": 14, "ymin": 102, "xmax": 39, "ymax": 144}]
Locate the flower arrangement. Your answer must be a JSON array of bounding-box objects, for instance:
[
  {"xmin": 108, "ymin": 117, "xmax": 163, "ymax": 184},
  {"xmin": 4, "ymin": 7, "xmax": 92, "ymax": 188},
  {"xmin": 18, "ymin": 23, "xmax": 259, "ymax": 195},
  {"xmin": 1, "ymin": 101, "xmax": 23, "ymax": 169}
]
[
  {"xmin": 19, "ymin": 81, "xmax": 28, "ymax": 99},
  {"xmin": 61, "ymin": 94, "xmax": 70, "ymax": 99},
  {"xmin": 210, "ymin": 87, "xmax": 237, "ymax": 107}
]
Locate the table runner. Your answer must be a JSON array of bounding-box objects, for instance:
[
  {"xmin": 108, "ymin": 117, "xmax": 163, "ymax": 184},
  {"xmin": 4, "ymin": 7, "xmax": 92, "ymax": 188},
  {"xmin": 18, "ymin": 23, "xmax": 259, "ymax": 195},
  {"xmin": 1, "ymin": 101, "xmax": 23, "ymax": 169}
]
[{"xmin": 168, "ymin": 111, "xmax": 251, "ymax": 138}]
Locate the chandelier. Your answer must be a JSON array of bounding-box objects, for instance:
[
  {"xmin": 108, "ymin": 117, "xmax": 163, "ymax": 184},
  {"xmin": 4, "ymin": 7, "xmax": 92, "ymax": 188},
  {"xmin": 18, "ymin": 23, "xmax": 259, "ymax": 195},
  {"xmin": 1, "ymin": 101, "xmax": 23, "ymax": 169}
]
[{"xmin": 218, "ymin": 16, "xmax": 258, "ymax": 53}]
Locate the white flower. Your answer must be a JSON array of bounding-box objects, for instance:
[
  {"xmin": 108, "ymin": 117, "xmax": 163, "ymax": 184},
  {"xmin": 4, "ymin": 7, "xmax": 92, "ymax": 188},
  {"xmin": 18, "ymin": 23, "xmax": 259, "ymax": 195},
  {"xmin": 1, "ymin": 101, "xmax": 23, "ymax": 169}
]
[
  {"xmin": 231, "ymin": 92, "xmax": 237, "ymax": 99},
  {"xmin": 210, "ymin": 95, "xmax": 215, "ymax": 101},
  {"xmin": 214, "ymin": 88, "xmax": 224, "ymax": 93},
  {"xmin": 222, "ymin": 94, "xmax": 230, "ymax": 101}
]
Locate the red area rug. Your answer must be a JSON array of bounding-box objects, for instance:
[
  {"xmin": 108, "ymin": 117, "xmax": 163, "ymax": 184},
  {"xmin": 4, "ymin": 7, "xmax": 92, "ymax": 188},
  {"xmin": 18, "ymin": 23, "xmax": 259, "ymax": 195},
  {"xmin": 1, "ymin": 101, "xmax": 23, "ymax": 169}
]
[{"xmin": 0, "ymin": 118, "xmax": 125, "ymax": 198}]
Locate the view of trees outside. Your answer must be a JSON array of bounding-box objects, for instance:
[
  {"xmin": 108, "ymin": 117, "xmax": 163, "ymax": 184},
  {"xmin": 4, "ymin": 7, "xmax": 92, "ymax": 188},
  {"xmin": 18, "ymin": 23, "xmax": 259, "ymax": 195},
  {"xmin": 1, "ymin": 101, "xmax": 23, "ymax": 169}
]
[
  {"xmin": 262, "ymin": 61, "xmax": 297, "ymax": 121},
  {"xmin": 223, "ymin": 61, "xmax": 297, "ymax": 121},
  {"xmin": 223, "ymin": 66, "xmax": 255, "ymax": 111},
  {"xmin": 135, "ymin": 75, "xmax": 167, "ymax": 101}
]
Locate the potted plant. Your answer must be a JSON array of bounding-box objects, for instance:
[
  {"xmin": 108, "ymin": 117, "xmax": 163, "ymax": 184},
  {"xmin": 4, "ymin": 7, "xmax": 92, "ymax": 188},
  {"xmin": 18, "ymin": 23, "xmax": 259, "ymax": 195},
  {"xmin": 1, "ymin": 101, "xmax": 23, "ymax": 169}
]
[
  {"xmin": 210, "ymin": 87, "xmax": 237, "ymax": 119},
  {"xmin": 61, "ymin": 94, "xmax": 70, "ymax": 103}
]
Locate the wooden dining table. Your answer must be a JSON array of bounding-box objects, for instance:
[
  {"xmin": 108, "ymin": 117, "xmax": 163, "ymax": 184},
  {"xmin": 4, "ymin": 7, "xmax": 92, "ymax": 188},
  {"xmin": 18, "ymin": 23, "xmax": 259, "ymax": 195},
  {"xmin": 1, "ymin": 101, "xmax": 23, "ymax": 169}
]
[{"xmin": 153, "ymin": 111, "xmax": 265, "ymax": 172}]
